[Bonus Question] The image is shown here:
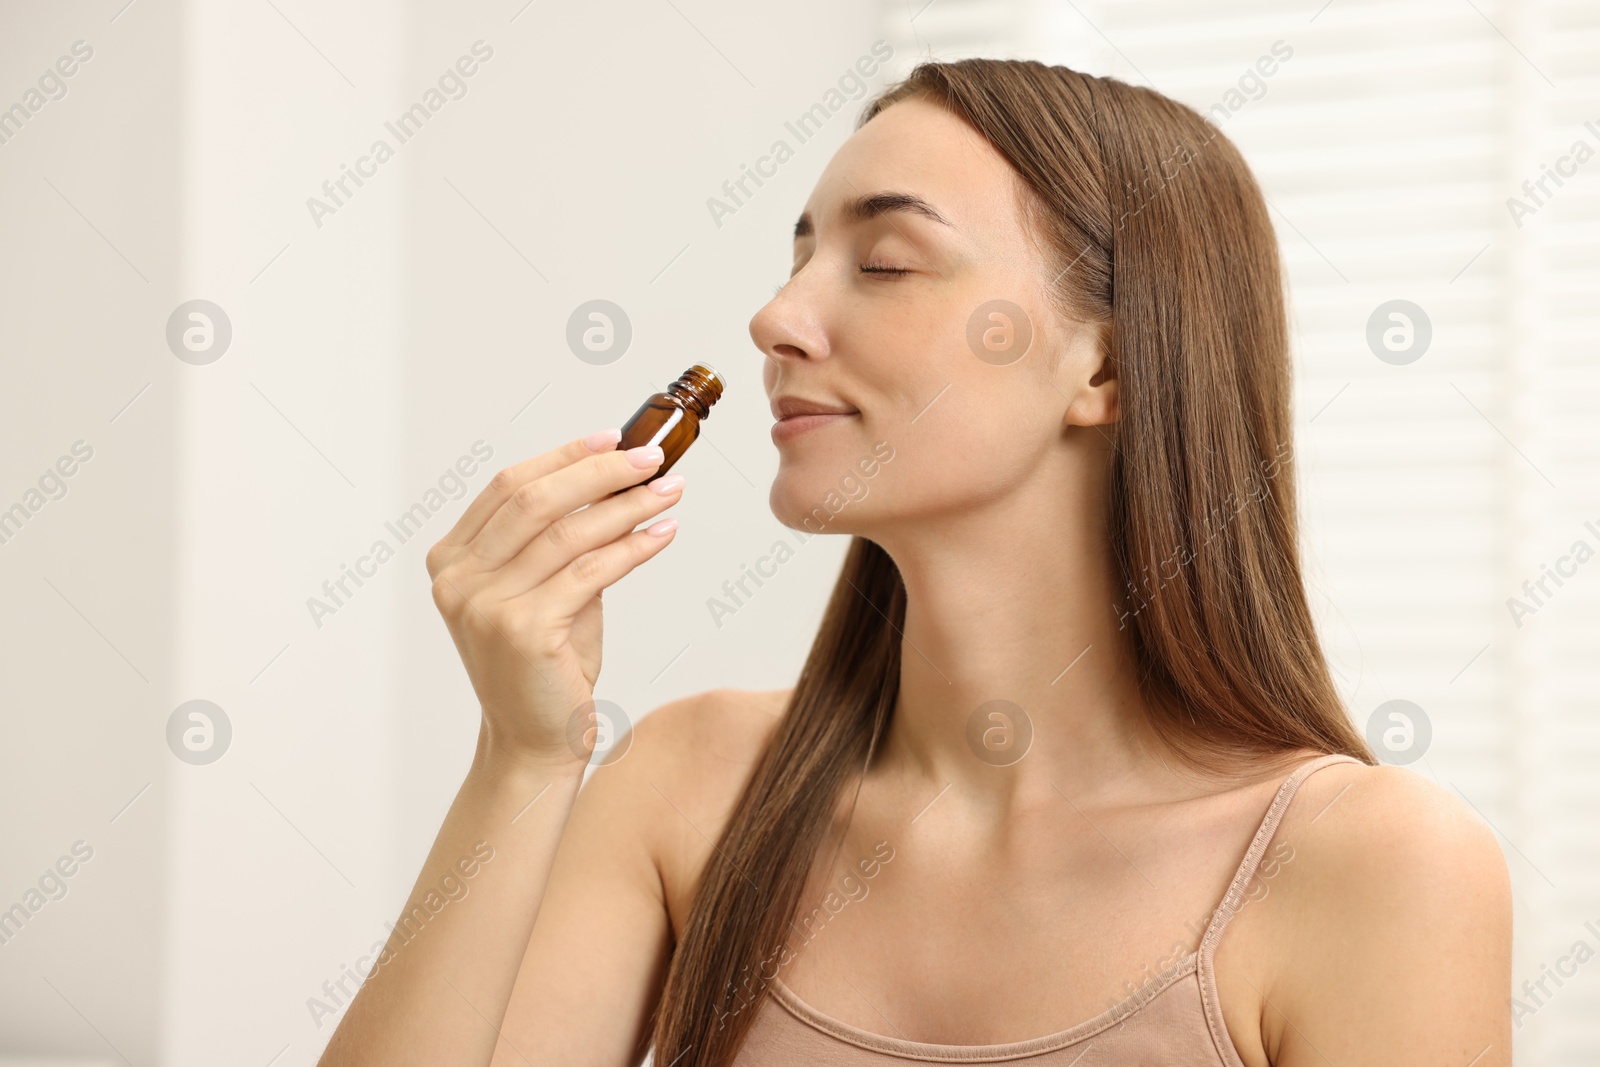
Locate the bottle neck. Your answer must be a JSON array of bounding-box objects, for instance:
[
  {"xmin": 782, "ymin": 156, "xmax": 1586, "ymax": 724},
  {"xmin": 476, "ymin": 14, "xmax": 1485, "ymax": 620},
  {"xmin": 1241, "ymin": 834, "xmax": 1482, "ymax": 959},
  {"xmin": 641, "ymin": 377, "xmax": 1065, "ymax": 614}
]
[{"xmin": 668, "ymin": 366, "xmax": 723, "ymax": 419}]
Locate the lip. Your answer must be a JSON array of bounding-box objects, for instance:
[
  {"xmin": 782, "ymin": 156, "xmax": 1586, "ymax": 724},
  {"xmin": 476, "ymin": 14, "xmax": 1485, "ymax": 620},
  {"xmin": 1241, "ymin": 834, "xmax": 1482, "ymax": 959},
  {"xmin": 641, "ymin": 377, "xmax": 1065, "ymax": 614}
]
[
  {"xmin": 771, "ymin": 411, "xmax": 857, "ymax": 443},
  {"xmin": 770, "ymin": 395, "xmax": 859, "ymax": 420},
  {"xmin": 769, "ymin": 393, "xmax": 859, "ymax": 444}
]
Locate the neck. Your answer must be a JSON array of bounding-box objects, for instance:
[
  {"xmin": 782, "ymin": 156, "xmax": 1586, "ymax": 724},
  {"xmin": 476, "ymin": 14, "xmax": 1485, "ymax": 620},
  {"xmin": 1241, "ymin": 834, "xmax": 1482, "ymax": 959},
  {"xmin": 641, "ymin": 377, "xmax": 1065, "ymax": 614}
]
[{"xmin": 868, "ymin": 458, "xmax": 1174, "ymax": 813}]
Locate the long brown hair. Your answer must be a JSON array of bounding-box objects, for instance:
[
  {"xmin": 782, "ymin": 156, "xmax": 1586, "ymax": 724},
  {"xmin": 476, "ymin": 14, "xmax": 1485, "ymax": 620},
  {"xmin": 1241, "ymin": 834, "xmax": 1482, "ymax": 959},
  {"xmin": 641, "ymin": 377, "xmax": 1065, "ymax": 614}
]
[{"xmin": 650, "ymin": 57, "xmax": 1373, "ymax": 1066}]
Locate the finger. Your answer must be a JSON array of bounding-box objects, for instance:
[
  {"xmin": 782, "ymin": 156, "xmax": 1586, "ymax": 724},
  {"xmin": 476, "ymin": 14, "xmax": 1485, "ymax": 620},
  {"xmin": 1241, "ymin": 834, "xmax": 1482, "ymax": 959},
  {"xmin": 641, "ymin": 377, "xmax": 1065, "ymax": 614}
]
[
  {"xmin": 470, "ymin": 444, "xmax": 666, "ymax": 569},
  {"xmin": 494, "ymin": 475, "xmax": 685, "ymax": 597},
  {"xmin": 516, "ymin": 518, "xmax": 680, "ymax": 625},
  {"xmin": 438, "ymin": 429, "xmax": 622, "ymax": 554}
]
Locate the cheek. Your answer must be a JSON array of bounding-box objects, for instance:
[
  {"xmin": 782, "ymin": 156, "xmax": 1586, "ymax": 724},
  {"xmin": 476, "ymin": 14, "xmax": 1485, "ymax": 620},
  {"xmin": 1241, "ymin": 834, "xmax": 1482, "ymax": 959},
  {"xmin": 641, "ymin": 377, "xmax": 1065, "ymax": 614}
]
[
  {"xmin": 887, "ymin": 412, "xmax": 1030, "ymax": 503},
  {"xmin": 903, "ymin": 358, "xmax": 1067, "ymax": 498},
  {"xmin": 767, "ymin": 408, "xmax": 1034, "ymax": 533},
  {"xmin": 763, "ymin": 289, "xmax": 1057, "ymax": 526}
]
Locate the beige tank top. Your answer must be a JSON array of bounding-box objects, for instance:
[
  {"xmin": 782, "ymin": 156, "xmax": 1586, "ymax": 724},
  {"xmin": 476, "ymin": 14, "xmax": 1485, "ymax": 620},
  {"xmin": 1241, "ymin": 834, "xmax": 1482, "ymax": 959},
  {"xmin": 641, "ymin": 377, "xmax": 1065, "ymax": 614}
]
[{"xmin": 731, "ymin": 753, "xmax": 1362, "ymax": 1065}]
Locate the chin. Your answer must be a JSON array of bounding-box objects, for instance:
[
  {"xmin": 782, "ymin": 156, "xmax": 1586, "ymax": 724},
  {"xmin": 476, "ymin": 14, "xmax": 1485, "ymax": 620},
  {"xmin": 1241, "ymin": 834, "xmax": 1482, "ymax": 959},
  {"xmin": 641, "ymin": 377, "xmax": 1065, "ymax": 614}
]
[
  {"xmin": 768, "ymin": 472, "xmax": 865, "ymax": 537},
  {"xmin": 768, "ymin": 472, "xmax": 828, "ymax": 532},
  {"xmin": 768, "ymin": 432, "xmax": 903, "ymax": 535}
]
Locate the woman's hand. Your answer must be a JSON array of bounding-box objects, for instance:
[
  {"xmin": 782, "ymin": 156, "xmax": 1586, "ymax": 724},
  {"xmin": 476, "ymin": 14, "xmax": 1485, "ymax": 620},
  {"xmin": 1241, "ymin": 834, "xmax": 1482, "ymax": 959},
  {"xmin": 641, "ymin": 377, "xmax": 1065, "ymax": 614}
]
[
  {"xmin": 424, "ymin": 429, "xmax": 683, "ymax": 770},
  {"xmin": 318, "ymin": 432, "xmax": 682, "ymax": 1067}
]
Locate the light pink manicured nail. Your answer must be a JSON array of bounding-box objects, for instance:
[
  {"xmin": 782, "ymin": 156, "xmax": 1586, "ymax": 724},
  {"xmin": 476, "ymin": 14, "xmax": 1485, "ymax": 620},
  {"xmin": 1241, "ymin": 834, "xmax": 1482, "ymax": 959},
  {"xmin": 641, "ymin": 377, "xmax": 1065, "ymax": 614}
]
[
  {"xmin": 649, "ymin": 473, "xmax": 686, "ymax": 495},
  {"xmin": 584, "ymin": 428, "xmax": 622, "ymax": 451},
  {"xmin": 647, "ymin": 517, "xmax": 679, "ymax": 537},
  {"xmin": 626, "ymin": 445, "xmax": 664, "ymax": 468}
]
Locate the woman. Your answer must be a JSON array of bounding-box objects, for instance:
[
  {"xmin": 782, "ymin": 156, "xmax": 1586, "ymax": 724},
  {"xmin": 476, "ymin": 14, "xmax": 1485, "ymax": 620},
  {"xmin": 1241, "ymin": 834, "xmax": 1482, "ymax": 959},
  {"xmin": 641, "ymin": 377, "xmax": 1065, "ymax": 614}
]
[{"xmin": 319, "ymin": 59, "xmax": 1511, "ymax": 1066}]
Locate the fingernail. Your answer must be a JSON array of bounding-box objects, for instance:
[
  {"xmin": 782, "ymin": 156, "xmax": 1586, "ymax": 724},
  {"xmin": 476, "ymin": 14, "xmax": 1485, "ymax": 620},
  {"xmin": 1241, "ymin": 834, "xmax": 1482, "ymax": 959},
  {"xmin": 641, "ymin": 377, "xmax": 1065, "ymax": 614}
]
[
  {"xmin": 626, "ymin": 444, "xmax": 664, "ymax": 468},
  {"xmin": 649, "ymin": 473, "xmax": 686, "ymax": 495},
  {"xmin": 647, "ymin": 517, "xmax": 679, "ymax": 537},
  {"xmin": 584, "ymin": 428, "xmax": 622, "ymax": 451}
]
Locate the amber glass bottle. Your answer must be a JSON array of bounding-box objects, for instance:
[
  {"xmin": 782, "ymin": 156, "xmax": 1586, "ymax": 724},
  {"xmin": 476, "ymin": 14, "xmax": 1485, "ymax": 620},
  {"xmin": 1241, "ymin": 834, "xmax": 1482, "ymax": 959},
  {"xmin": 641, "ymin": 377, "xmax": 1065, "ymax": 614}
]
[{"xmin": 613, "ymin": 363, "xmax": 725, "ymax": 491}]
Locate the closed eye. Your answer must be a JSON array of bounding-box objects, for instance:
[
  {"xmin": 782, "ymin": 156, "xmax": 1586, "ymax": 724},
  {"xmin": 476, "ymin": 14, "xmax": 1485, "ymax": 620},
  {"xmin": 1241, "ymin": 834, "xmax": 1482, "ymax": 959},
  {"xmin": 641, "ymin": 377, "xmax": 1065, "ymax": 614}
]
[{"xmin": 859, "ymin": 262, "xmax": 911, "ymax": 276}]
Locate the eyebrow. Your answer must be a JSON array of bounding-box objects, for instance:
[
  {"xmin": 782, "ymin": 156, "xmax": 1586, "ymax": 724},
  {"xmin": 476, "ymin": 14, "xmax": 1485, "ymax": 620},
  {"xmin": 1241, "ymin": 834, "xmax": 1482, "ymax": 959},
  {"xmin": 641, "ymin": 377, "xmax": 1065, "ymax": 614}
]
[{"xmin": 793, "ymin": 191, "xmax": 954, "ymax": 239}]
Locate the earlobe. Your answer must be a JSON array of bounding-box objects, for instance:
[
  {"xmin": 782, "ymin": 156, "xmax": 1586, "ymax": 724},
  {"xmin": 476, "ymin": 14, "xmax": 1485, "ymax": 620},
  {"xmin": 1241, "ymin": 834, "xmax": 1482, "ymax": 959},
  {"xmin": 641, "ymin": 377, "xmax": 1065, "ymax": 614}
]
[
  {"xmin": 1065, "ymin": 378, "xmax": 1119, "ymax": 428},
  {"xmin": 1064, "ymin": 357, "xmax": 1119, "ymax": 428},
  {"xmin": 1055, "ymin": 327, "xmax": 1117, "ymax": 428},
  {"xmin": 1094, "ymin": 378, "xmax": 1120, "ymax": 425}
]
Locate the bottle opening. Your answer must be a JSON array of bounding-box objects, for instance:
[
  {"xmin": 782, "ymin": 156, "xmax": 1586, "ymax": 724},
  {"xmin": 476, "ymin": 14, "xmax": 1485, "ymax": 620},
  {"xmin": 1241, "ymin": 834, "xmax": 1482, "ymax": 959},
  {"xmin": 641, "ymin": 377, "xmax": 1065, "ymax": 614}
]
[{"xmin": 679, "ymin": 363, "xmax": 726, "ymax": 411}]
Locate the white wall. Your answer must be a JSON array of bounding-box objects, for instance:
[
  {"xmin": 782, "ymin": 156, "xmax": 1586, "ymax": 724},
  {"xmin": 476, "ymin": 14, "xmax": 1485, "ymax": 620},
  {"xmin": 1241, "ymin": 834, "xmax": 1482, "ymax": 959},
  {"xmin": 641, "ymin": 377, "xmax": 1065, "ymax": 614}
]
[
  {"xmin": 0, "ymin": 0, "xmax": 181, "ymax": 1061},
  {"xmin": 1, "ymin": 0, "xmax": 883, "ymax": 1063}
]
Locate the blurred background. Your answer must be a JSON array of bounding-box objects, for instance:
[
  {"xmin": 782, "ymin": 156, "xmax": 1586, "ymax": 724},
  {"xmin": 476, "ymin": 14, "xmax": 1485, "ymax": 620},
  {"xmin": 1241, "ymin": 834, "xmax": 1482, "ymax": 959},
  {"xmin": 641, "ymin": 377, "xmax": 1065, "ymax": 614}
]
[{"xmin": 1, "ymin": 0, "xmax": 1596, "ymax": 1063}]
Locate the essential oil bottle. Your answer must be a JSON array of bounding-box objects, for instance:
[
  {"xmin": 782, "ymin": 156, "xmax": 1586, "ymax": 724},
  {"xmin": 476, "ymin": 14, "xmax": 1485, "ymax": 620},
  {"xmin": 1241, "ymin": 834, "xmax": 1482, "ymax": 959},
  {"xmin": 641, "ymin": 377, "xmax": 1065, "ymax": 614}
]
[{"xmin": 614, "ymin": 362, "xmax": 725, "ymax": 488}]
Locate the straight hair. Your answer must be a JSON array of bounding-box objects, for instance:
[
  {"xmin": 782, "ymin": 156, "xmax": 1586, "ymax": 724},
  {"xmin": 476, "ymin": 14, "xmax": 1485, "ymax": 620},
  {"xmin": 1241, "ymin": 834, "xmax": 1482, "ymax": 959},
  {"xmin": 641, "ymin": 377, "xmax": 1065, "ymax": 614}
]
[{"xmin": 651, "ymin": 57, "xmax": 1374, "ymax": 1067}]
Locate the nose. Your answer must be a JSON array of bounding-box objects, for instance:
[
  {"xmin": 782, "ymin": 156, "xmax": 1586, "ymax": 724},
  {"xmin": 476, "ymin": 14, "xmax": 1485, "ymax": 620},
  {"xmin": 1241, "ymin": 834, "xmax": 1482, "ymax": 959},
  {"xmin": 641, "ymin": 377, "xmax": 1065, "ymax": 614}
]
[{"xmin": 749, "ymin": 274, "xmax": 828, "ymax": 369}]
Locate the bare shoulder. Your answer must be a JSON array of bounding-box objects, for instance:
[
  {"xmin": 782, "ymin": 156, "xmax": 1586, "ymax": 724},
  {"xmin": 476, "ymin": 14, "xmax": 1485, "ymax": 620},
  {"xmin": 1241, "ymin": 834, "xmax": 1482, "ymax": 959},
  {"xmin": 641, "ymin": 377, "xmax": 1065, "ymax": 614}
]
[
  {"xmin": 1227, "ymin": 760, "xmax": 1512, "ymax": 1065},
  {"xmin": 629, "ymin": 686, "xmax": 791, "ymax": 769},
  {"xmin": 588, "ymin": 687, "xmax": 792, "ymax": 927},
  {"xmin": 584, "ymin": 686, "xmax": 790, "ymax": 810},
  {"xmin": 1275, "ymin": 760, "xmax": 1510, "ymax": 901}
]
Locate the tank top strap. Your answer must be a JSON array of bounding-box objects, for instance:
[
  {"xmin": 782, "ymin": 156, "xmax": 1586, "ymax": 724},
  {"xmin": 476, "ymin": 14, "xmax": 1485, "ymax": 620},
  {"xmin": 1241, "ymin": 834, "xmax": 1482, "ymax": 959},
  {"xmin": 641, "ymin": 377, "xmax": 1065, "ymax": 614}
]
[{"xmin": 1199, "ymin": 752, "xmax": 1364, "ymax": 947}]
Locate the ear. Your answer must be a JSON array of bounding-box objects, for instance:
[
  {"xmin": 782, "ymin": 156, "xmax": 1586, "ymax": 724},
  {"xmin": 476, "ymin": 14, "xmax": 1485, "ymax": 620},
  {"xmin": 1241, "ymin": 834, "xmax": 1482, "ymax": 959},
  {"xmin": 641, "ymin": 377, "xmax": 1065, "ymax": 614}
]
[{"xmin": 1063, "ymin": 331, "xmax": 1118, "ymax": 429}]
